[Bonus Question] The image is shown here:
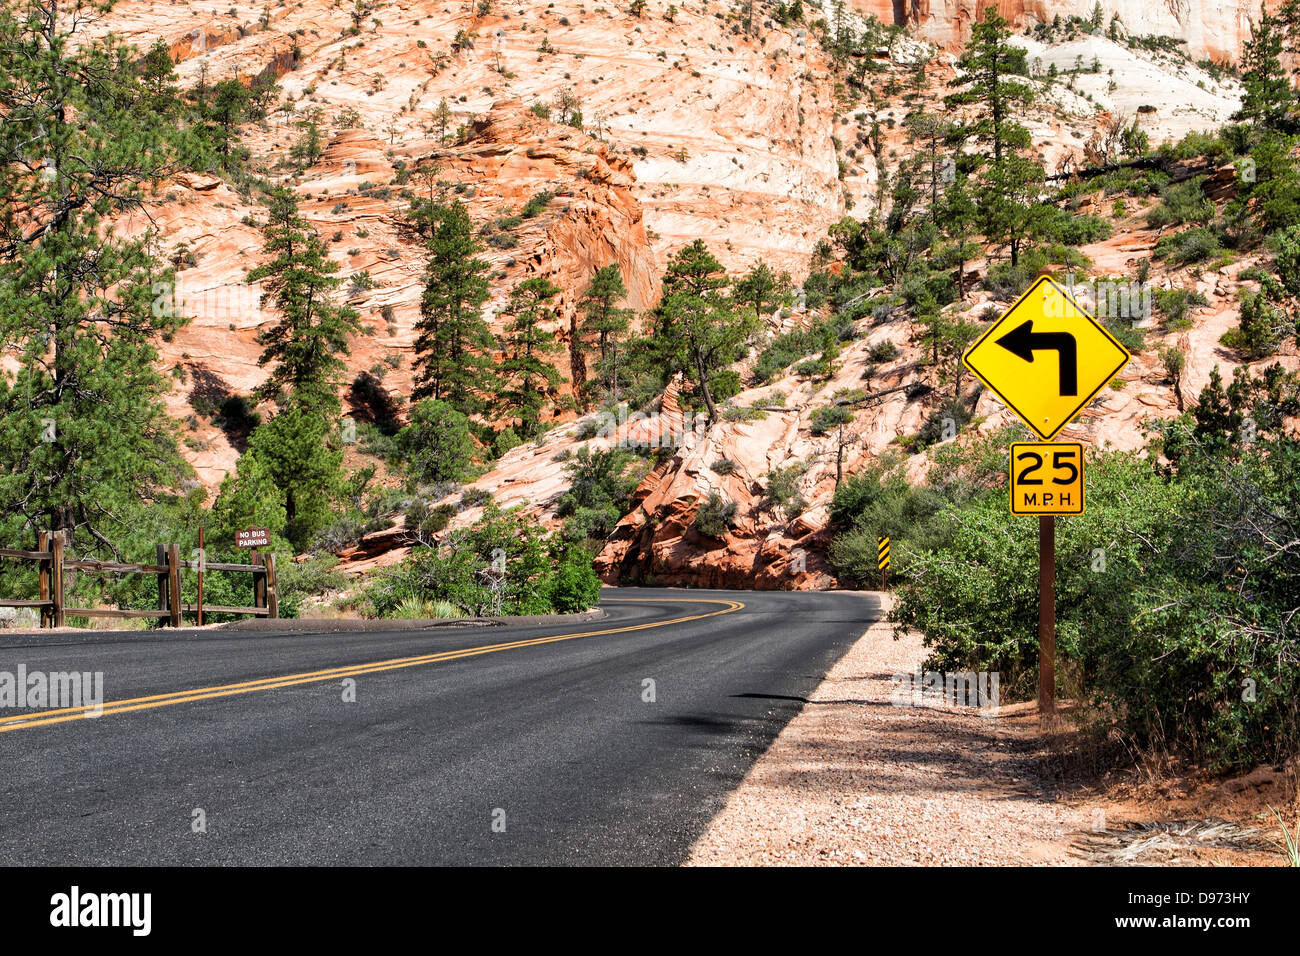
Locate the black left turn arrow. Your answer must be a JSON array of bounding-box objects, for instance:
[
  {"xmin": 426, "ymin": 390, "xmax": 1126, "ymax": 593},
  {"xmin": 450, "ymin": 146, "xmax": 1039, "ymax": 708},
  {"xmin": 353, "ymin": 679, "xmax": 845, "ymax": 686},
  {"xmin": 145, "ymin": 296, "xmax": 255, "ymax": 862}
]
[{"xmin": 995, "ymin": 320, "xmax": 1078, "ymax": 396}]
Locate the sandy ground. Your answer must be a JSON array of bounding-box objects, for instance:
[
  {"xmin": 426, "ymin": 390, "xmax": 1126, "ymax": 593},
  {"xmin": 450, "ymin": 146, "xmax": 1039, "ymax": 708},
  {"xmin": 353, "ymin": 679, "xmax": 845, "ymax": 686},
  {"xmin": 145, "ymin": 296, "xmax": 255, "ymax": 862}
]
[
  {"xmin": 687, "ymin": 595, "xmax": 1294, "ymax": 867},
  {"xmin": 687, "ymin": 597, "xmax": 1089, "ymax": 866}
]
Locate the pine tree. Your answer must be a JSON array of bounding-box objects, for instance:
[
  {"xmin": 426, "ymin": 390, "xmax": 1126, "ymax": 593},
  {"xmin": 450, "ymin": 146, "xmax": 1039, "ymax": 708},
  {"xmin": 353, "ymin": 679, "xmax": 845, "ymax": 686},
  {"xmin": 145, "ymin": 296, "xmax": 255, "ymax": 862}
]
[
  {"xmin": 290, "ymin": 119, "xmax": 324, "ymax": 169},
  {"xmin": 433, "ymin": 98, "xmax": 453, "ymax": 142},
  {"xmin": 945, "ymin": 7, "xmax": 1043, "ymax": 266},
  {"xmin": 140, "ymin": 38, "xmax": 180, "ymax": 117},
  {"xmin": 980, "ymin": 152, "xmax": 1046, "ymax": 268},
  {"xmin": 207, "ymin": 78, "xmax": 249, "ymax": 171},
  {"xmin": 412, "ymin": 200, "xmax": 496, "ymax": 412},
  {"xmin": 406, "ymin": 160, "xmax": 449, "ymax": 241},
  {"xmin": 248, "ymin": 187, "xmax": 361, "ymax": 413},
  {"xmin": 243, "ymin": 187, "xmax": 361, "ymax": 548},
  {"xmin": 244, "ymin": 403, "xmax": 344, "ymax": 547},
  {"xmin": 946, "ymin": 8, "xmax": 1033, "ymax": 167},
  {"xmin": 733, "ymin": 260, "xmax": 787, "ymax": 317},
  {"xmin": 654, "ymin": 241, "xmax": 757, "ymax": 424},
  {"xmin": 579, "ymin": 264, "xmax": 634, "ymax": 402},
  {"xmin": 496, "ymin": 277, "xmax": 566, "ymax": 438},
  {"xmin": 905, "ymin": 110, "xmax": 962, "ymax": 225},
  {"xmin": 0, "ymin": 2, "xmax": 188, "ymax": 552},
  {"xmin": 1237, "ymin": 5, "xmax": 1294, "ymax": 133}
]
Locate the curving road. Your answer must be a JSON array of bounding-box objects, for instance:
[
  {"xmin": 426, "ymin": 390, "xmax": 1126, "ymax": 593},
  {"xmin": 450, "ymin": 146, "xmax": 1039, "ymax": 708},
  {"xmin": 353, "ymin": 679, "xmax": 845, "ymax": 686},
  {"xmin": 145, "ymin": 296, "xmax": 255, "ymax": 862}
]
[{"xmin": 0, "ymin": 587, "xmax": 880, "ymax": 865}]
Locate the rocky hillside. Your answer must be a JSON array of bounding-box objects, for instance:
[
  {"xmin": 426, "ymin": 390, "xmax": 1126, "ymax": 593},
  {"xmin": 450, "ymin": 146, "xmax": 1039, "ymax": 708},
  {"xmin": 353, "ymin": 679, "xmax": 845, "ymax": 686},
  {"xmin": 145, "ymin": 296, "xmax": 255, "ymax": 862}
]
[
  {"xmin": 75, "ymin": 0, "xmax": 1288, "ymax": 590},
  {"xmin": 855, "ymin": 0, "xmax": 1262, "ymax": 62}
]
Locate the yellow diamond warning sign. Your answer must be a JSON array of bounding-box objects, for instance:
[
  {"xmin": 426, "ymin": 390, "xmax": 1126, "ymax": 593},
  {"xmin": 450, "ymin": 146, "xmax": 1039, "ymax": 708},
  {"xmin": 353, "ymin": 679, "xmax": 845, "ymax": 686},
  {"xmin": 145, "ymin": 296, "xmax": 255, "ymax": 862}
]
[
  {"xmin": 963, "ymin": 276, "xmax": 1130, "ymax": 440},
  {"xmin": 1009, "ymin": 442, "xmax": 1084, "ymax": 516}
]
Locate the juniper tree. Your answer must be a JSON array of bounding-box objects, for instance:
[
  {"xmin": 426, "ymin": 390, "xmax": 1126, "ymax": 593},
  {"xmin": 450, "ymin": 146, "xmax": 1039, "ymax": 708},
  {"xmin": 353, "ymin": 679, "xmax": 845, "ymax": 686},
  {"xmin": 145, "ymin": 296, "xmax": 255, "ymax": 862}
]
[
  {"xmin": 412, "ymin": 200, "xmax": 495, "ymax": 412},
  {"xmin": 0, "ymin": 1, "xmax": 188, "ymax": 553}
]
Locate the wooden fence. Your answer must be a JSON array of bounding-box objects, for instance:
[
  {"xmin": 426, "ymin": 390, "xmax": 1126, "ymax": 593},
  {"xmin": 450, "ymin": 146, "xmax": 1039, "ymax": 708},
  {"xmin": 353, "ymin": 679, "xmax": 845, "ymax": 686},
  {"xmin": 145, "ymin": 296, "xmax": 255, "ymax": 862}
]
[{"xmin": 0, "ymin": 532, "xmax": 277, "ymax": 628}]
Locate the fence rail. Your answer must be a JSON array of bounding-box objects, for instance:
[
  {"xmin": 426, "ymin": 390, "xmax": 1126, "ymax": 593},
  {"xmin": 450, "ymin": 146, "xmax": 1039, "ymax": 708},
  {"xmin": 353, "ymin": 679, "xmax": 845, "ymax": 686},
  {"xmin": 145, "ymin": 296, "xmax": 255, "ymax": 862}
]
[{"xmin": 0, "ymin": 532, "xmax": 277, "ymax": 628}]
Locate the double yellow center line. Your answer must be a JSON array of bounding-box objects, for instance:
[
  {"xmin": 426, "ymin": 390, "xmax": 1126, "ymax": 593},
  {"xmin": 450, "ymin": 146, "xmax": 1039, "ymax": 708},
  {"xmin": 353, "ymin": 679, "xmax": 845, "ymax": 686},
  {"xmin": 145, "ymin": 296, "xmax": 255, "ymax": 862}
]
[{"xmin": 0, "ymin": 598, "xmax": 743, "ymax": 734}]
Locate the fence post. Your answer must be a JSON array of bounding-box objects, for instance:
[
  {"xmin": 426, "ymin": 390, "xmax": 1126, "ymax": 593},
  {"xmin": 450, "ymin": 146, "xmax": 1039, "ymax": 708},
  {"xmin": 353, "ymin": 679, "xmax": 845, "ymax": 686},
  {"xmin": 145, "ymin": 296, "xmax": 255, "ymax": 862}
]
[
  {"xmin": 196, "ymin": 526, "xmax": 205, "ymax": 627},
  {"xmin": 264, "ymin": 553, "xmax": 278, "ymax": 619},
  {"xmin": 156, "ymin": 544, "xmax": 169, "ymax": 624},
  {"xmin": 251, "ymin": 549, "xmax": 266, "ymax": 611},
  {"xmin": 167, "ymin": 543, "xmax": 181, "ymax": 627},
  {"xmin": 38, "ymin": 531, "xmax": 51, "ymax": 629},
  {"xmin": 50, "ymin": 532, "xmax": 65, "ymax": 628}
]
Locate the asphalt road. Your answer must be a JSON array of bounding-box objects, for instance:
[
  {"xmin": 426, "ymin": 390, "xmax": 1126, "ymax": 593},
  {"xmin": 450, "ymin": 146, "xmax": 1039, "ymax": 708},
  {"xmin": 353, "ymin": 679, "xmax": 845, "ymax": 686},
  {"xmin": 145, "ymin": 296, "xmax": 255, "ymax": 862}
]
[{"xmin": 0, "ymin": 587, "xmax": 880, "ymax": 865}]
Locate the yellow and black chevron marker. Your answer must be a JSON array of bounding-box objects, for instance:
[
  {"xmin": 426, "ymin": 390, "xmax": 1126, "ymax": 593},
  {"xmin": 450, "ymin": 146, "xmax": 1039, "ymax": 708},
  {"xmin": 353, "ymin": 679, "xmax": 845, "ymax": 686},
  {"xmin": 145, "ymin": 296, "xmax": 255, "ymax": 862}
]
[{"xmin": 877, "ymin": 536, "xmax": 891, "ymax": 570}]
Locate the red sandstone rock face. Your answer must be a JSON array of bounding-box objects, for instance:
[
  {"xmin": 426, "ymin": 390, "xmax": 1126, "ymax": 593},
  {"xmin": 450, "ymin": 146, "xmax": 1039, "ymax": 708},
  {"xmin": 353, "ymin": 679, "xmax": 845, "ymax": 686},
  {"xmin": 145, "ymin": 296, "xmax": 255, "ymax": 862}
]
[{"xmin": 82, "ymin": 1, "xmax": 872, "ymax": 492}]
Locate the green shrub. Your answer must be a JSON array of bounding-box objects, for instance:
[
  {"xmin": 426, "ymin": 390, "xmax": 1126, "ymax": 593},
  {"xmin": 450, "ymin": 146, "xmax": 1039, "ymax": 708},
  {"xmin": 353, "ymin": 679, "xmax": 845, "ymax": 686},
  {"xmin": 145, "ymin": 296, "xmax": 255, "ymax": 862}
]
[
  {"xmin": 461, "ymin": 486, "xmax": 493, "ymax": 508},
  {"xmin": 275, "ymin": 554, "xmax": 346, "ymax": 619},
  {"xmin": 492, "ymin": 427, "xmax": 522, "ymax": 459},
  {"xmin": 1153, "ymin": 226, "xmax": 1223, "ymax": 265},
  {"xmin": 914, "ymin": 396, "xmax": 971, "ymax": 449},
  {"xmin": 398, "ymin": 400, "xmax": 476, "ymax": 484},
  {"xmin": 364, "ymin": 505, "xmax": 558, "ymax": 617},
  {"xmin": 810, "ymin": 404, "xmax": 852, "ymax": 436},
  {"xmin": 556, "ymin": 446, "xmax": 645, "ymax": 544},
  {"xmin": 762, "ymin": 464, "xmax": 806, "ymax": 514},
  {"xmin": 1146, "ymin": 177, "xmax": 1214, "ymax": 228},
  {"xmin": 693, "ymin": 493, "xmax": 737, "ymax": 538},
  {"xmin": 1220, "ymin": 288, "xmax": 1285, "ymax": 358},
  {"xmin": 1103, "ymin": 316, "xmax": 1148, "ymax": 354},
  {"xmin": 887, "ymin": 376, "xmax": 1300, "ymax": 772},
  {"xmin": 405, "ymin": 499, "xmax": 457, "ymax": 537},
  {"xmin": 984, "ymin": 246, "xmax": 1088, "ymax": 301},
  {"xmin": 546, "ymin": 549, "xmax": 602, "ymax": 612},
  {"xmin": 521, "ymin": 189, "xmax": 555, "ymax": 218},
  {"xmin": 1153, "ymin": 287, "xmax": 1209, "ymax": 329},
  {"xmin": 1042, "ymin": 208, "xmax": 1111, "ymax": 245},
  {"xmin": 867, "ymin": 339, "xmax": 901, "ymax": 363},
  {"xmin": 751, "ymin": 315, "xmax": 847, "ymax": 384}
]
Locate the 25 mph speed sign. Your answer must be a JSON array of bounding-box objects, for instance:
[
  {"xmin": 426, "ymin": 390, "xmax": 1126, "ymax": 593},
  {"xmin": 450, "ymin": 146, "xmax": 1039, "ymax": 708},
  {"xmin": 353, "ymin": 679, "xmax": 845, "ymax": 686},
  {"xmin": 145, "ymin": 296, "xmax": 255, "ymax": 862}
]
[{"xmin": 1009, "ymin": 442, "xmax": 1084, "ymax": 516}]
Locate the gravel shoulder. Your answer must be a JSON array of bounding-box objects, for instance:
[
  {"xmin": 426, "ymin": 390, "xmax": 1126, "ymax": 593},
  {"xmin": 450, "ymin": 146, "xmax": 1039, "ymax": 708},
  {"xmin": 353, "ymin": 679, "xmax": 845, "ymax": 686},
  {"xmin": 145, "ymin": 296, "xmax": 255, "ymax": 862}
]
[{"xmin": 686, "ymin": 597, "xmax": 1087, "ymax": 866}]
